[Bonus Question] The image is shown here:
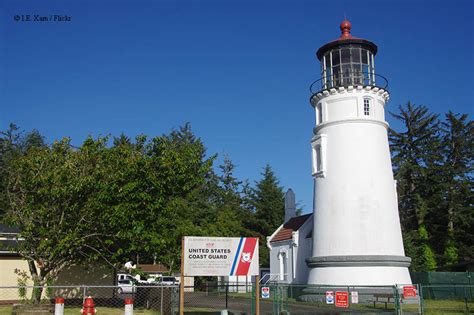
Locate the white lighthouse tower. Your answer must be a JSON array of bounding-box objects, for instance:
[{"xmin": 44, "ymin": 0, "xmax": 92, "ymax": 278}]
[{"xmin": 306, "ymin": 20, "xmax": 412, "ymax": 285}]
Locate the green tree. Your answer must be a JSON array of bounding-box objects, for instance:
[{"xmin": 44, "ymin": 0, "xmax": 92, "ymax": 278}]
[
  {"xmin": 439, "ymin": 112, "xmax": 473, "ymax": 265},
  {"xmin": 389, "ymin": 102, "xmax": 441, "ymax": 271},
  {"xmin": 250, "ymin": 164, "xmax": 285, "ymax": 267},
  {"xmin": 5, "ymin": 137, "xmax": 112, "ymax": 302},
  {"xmin": 0, "ymin": 125, "xmax": 45, "ymax": 218}
]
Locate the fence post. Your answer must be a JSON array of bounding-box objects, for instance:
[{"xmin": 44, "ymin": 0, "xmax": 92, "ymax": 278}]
[
  {"xmin": 419, "ymin": 284, "xmax": 424, "ymax": 315},
  {"xmin": 394, "ymin": 285, "xmax": 400, "ymax": 315},
  {"xmin": 250, "ymin": 280, "xmax": 255, "ymax": 315},
  {"xmin": 347, "ymin": 286, "xmax": 350, "ymax": 311},
  {"xmin": 464, "ymin": 286, "xmax": 468, "ymax": 315},
  {"xmin": 54, "ymin": 297, "xmax": 64, "ymax": 315},
  {"xmin": 160, "ymin": 285, "xmax": 163, "ymax": 315},
  {"xmin": 225, "ymin": 282, "xmax": 229, "ymax": 310}
]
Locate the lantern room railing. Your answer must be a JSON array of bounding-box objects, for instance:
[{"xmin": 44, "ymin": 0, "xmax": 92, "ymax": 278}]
[{"xmin": 310, "ymin": 71, "xmax": 389, "ymax": 95}]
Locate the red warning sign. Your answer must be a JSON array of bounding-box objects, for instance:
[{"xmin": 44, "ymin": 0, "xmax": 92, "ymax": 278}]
[
  {"xmin": 403, "ymin": 285, "xmax": 417, "ymax": 298},
  {"xmin": 335, "ymin": 291, "xmax": 349, "ymax": 308}
]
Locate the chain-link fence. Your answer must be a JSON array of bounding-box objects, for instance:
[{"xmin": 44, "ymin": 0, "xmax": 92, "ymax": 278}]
[
  {"xmin": 260, "ymin": 283, "xmax": 416, "ymax": 314},
  {"xmin": 0, "ymin": 284, "xmax": 178, "ymax": 314},
  {"xmin": 183, "ymin": 282, "xmax": 254, "ymax": 314},
  {"xmin": 1, "ymin": 283, "xmax": 472, "ymax": 314},
  {"xmin": 419, "ymin": 285, "xmax": 473, "ymax": 314}
]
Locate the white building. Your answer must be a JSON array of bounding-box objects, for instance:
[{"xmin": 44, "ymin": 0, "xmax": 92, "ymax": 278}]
[
  {"xmin": 267, "ymin": 189, "xmax": 313, "ymax": 284},
  {"xmin": 306, "ymin": 20, "xmax": 411, "ymax": 285}
]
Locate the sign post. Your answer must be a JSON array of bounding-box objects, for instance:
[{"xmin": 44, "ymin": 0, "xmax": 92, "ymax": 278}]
[
  {"xmin": 255, "ymin": 275, "xmax": 260, "ymax": 315},
  {"xmin": 180, "ymin": 237, "xmax": 185, "ymax": 315}
]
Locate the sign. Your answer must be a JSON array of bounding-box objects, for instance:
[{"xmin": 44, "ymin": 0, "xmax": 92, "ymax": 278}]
[
  {"xmin": 335, "ymin": 291, "xmax": 349, "ymax": 308},
  {"xmin": 261, "ymin": 286, "xmax": 270, "ymax": 299},
  {"xmin": 403, "ymin": 285, "xmax": 417, "ymax": 298},
  {"xmin": 351, "ymin": 291, "xmax": 359, "ymax": 304},
  {"xmin": 325, "ymin": 291, "xmax": 334, "ymax": 304},
  {"xmin": 183, "ymin": 237, "xmax": 259, "ymax": 276}
]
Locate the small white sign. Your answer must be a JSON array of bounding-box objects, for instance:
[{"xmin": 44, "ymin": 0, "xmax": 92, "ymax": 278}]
[
  {"xmin": 261, "ymin": 286, "xmax": 270, "ymax": 299},
  {"xmin": 351, "ymin": 291, "xmax": 359, "ymax": 304},
  {"xmin": 326, "ymin": 291, "xmax": 334, "ymax": 304}
]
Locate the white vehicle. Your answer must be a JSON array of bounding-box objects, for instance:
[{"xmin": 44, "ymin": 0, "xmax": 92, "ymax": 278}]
[
  {"xmin": 159, "ymin": 276, "xmax": 179, "ymax": 286},
  {"xmin": 118, "ymin": 279, "xmax": 136, "ymax": 294}
]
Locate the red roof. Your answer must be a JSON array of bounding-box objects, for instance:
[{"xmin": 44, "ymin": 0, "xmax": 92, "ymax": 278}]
[{"xmin": 270, "ymin": 214, "xmax": 312, "ymax": 243}]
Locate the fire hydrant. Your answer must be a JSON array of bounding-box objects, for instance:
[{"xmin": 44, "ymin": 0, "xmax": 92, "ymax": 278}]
[{"xmin": 80, "ymin": 296, "xmax": 96, "ymax": 314}]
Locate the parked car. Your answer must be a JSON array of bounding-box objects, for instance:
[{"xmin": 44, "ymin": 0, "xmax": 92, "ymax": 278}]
[
  {"xmin": 159, "ymin": 276, "xmax": 179, "ymax": 286},
  {"xmin": 118, "ymin": 279, "xmax": 137, "ymax": 294}
]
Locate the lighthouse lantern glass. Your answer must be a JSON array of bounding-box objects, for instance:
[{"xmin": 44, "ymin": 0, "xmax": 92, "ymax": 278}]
[{"xmin": 321, "ymin": 46, "xmax": 375, "ymax": 89}]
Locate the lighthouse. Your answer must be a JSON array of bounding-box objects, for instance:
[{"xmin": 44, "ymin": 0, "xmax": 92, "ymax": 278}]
[{"xmin": 306, "ymin": 20, "xmax": 412, "ymax": 285}]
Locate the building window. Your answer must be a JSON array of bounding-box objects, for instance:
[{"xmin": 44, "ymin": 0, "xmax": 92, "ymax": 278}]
[
  {"xmin": 316, "ymin": 103, "xmax": 323, "ymax": 125},
  {"xmin": 311, "ymin": 134, "xmax": 327, "ymax": 177},
  {"xmin": 364, "ymin": 98, "xmax": 371, "ymax": 116},
  {"xmin": 315, "ymin": 145, "xmax": 322, "ymax": 171},
  {"xmin": 278, "ymin": 251, "xmax": 287, "ymax": 281}
]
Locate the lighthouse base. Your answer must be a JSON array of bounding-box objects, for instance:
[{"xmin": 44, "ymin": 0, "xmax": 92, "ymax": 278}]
[{"xmin": 306, "ymin": 255, "xmax": 412, "ymax": 285}]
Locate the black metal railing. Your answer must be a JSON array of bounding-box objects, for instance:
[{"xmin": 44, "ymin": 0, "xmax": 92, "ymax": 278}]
[{"xmin": 310, "ymin": 71, "xmax": 389, "ymax": 95}]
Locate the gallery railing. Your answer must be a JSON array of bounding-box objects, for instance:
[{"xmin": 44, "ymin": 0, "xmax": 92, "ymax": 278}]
[{"xmin": 310, "ymin": 71, "xmax": 389, "ymax": 95}]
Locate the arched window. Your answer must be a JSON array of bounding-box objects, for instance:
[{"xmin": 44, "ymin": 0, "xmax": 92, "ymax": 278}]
[
  {"xmin": 363, "ymin": 98, "xmax": 371, "ymax": 116},
  {"xmin": 278, "ymin": 251, "xmax": 287, "ymax": 281}
]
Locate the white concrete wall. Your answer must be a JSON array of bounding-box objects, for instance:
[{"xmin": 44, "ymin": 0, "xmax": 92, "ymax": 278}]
[
  {"xmin": 268, "ymin": 241, "xmax": 292, "ymax": 283},
  {"xmin": 308, "ymin": 87, "xmax": 411, "ymax": 285},
  {"xmin": 312, "ymin": 120, "xmax": 405, "ymax": 256},
  {"xmin": 294, "ymin": 218, "xmax": 312, "ymax": 284},
  {"xmin": 268, "ymin": 216, "xmax": 313, "ymax": 284},
  {"xmin": 309, "ymin": 266, "xmax": 411, "ymax": 286}
]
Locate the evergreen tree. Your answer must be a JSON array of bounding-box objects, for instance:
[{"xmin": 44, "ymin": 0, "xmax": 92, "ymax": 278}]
[
  {"xmin": 0, "ymin": 125, "xmax": 45, "ymax": 218},
  {"xmin": 439, "ymin": 112, "xmax": 474, "ymax": 265},
  {"xmin": 389, "ymin": 102, "xmax": 441, "ymax": 271},
  {"xmin": 250, "ymin": 164, "xmax": 285, "ymax": 267}
]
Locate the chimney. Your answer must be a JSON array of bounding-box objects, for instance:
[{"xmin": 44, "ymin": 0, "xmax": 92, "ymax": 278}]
[{"xmin": 284, "ymin": 188, "xmax": 296, "ymax": 222}]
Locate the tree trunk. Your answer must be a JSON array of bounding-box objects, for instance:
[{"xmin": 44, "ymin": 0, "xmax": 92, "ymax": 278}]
[{"xmin": 27, "ymin": 260, "xmax": 45, "ymax": 304}]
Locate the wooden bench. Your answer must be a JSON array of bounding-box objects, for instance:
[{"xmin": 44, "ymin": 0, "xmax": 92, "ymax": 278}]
[{"xmin": 373, "ymin": 293, "xmax": 394, "ymax": 309}]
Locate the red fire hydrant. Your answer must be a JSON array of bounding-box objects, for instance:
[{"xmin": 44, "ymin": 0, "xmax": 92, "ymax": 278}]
[{"xmin": 80, "ymin": 296, "xmax": 97, "ymax": 314}]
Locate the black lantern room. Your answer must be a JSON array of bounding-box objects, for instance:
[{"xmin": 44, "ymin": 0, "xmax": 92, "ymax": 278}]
[{"xmin": 312, "ymin": 20, "xmax": 386, "ymax": 92}]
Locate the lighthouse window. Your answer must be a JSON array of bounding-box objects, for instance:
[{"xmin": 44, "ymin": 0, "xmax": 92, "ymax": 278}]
[
  {"xmin": 316, "ymin": 103, "xmax": 323, "ymax": 124},
  {"xmin": 351, "ymin": 48, "xmax": 361, "ymax": 63},
  {"xmin": 341, "ymin": 48, "xmax": 350, "ymax": 63},
  {"xmin": 322, "ymin": 46, "xmax": 376, "ymax": 89},
  {"xmin": 311, "ymin": 134, "xmax": 327, "ymax": 177},
  {"xmin": 364, "ymin": 98, "xmax": 371, "ymax": 116},
  {"xmin": 362, "ymin": 50, "xmax": 368, "ymax": 64},
  {"xmin": 331, "ymin": 50, "xmax": 340, "ymax": 65},
  {"xmin": 316, "ymin": 145, "xmax": 322, "ymax": 171}
]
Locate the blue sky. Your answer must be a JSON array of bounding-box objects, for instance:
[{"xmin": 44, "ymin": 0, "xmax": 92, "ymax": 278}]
[{"xmin": 1, "ymin": 0, "xmax": 473, "ymax": 213}]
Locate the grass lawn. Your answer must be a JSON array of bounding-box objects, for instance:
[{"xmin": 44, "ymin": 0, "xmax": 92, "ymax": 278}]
[
  {"xmin": 0, "ymin": 305, "xmax": 13, "ymax": 313},
  {"xmin": 63, "ymin": 307, "xmax": 160, "ymax": 314},
  {"xmin": 0, "ymin": 305, "xmax": 160, "ymax": 315},
  {"xmin": 0, "ymin": 299, "xmax": 471, "ymax": 314}
]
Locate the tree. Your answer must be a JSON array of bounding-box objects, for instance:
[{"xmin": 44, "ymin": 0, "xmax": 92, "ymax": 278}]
[
  {"xmin": 5, "ymin": 137, "xmax": 112, "ymax": 302},
  {"xmin": 4, "ymin": 123, "xmax": 218, "ymax": 300},
  {"xmin": 249, "ymin": 164, "xmax": 285, "ymax": 267},
  {"xmin": 439, "ymin": 112, "xmax": 473, "ymax": 265},
  {"xmin": 0, "ymin": 125, "xmax": 45, "ymax": 217},
  {"xmin": 389, "ymin": 102, "xmax": 441, "ymax": 271}
]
